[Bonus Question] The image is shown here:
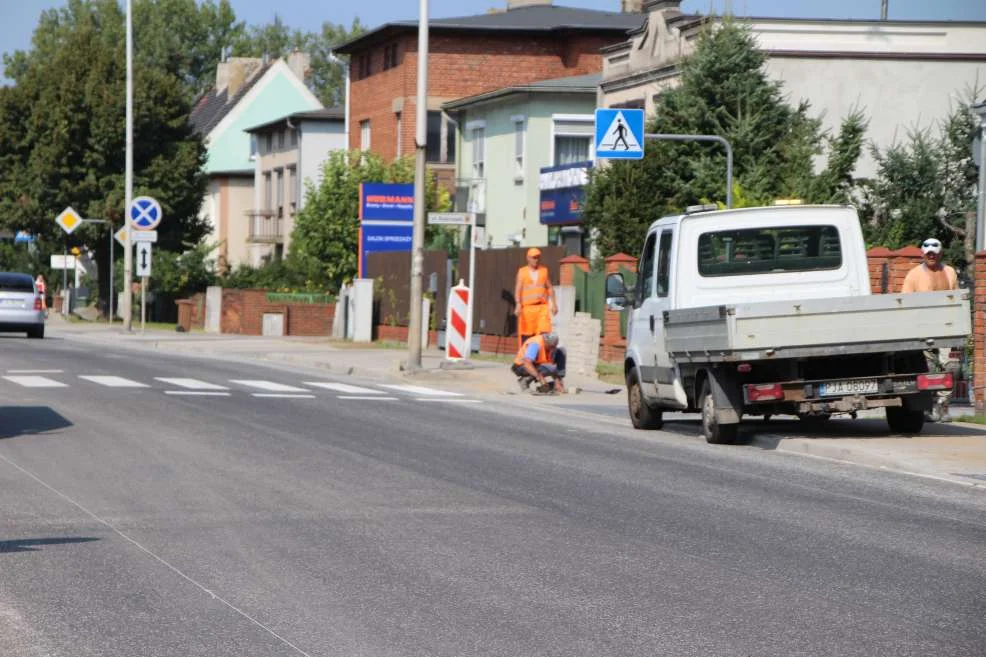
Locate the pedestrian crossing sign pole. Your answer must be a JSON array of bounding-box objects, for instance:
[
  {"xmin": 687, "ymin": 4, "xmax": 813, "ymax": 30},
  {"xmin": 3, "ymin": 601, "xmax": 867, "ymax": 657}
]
[{"xmin": 594, "ymin": 108, "xmax": 645, "ymax": 160}]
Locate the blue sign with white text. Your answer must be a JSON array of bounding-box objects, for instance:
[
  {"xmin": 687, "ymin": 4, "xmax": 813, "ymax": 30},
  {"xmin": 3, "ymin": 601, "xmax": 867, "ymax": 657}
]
[
  {"xmin": 595, "ymin": 108, "xmax": 645, "ymax": 160},
  {"xmin": 539, "ymin": 161, "xmax": 592, "ymax": 225},
  {"xmin": 360, "ymin": 183, "xmax": 415, "ymax": 221},
  {"xmin": 360, "ymin": 223, "xmax": 414, "ymax": 277}
]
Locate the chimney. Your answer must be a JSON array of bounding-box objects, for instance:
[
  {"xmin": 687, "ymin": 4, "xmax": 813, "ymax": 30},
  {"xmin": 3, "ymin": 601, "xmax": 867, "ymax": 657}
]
[
  {"xmin": 621, "ymin": 0, "xmax": 645, "ymax": 11},
  {"xmin": 287, "ymin": 51, "xmax": 311, "ymax": 82},
  {"xmin": 506, "ymin": 0, "xmax": 552, "ymax": 8},
  {"xmin": 216, "ymin": 57, "xmax": 262, "ymax": 98},
  {"xmin": 646, "ymin": 0, "xmax": 682, "ymax": 10}
]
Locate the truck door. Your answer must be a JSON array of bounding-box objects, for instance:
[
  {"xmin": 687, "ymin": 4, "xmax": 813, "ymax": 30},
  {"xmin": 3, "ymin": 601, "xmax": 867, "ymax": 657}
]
[
  {"xmin": 629, "ymin": 231, "xmax": 659, "ymax": 397},
  {"xmin": 652, "ymin": 228, "xmax": 682, "ymax": 405}
]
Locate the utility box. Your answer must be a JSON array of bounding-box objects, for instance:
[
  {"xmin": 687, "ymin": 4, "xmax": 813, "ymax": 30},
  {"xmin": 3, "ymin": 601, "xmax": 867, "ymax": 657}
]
[{"xmin": 262, "ymin": 312, "xmax": 285, "ymax": 337}]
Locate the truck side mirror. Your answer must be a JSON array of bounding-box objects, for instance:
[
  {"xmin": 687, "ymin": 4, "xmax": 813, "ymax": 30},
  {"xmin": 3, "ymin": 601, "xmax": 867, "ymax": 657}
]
[{"xmin": 606, "ymin": 273, "xmax": 629, "ymax": 311}]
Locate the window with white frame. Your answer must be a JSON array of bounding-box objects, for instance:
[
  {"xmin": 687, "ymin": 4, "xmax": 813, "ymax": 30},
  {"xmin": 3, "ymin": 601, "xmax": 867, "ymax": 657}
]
[
  {"xmin": 552, "ymin": 114, "xmax": 594, "ymax": 166},
  {"xmin": 360, "ymin": 119, "xmax": 371, "ymax": 151},
  {"xmin": 470, "ymin": 124, "xmax": 485, "ymax": 180},
  {"xmin": 512, "ymin": 116, "xmax": 526, "ymax": 180}
]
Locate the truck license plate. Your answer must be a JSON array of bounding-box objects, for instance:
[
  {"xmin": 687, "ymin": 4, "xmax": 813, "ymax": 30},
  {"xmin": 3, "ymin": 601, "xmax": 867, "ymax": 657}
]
[{"xmin": 819, "ymin": 380, "xmax": 878, "ymax": 396}]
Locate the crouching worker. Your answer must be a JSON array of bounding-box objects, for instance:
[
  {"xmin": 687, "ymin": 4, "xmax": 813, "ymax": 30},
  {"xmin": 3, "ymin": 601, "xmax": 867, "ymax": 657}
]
[{"xmin": 512, "ymin": 332, "xmax": 566, "ymax": 394}]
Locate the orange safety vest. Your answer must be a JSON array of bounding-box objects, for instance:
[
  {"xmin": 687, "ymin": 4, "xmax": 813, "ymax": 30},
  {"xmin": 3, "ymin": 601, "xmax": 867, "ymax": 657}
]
[
  {"xmin": 514, "ymin": 335, "xmax": 551, "ymax": 366},
  {"xmin": 518, "ymin": 265, "xmax": 549, "ymax": 306}
]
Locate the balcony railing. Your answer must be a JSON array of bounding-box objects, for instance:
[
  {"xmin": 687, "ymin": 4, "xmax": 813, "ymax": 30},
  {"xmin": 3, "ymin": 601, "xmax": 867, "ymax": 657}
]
[{"xmin": 247, "ymin": 210, "xmax": 284, "ymax": 244}]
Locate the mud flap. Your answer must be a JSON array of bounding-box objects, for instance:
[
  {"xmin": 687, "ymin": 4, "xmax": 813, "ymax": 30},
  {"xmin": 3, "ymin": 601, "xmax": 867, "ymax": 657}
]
[{"xmin": 710, "ymin": 367, "xmax": 743, "ymax": 425}]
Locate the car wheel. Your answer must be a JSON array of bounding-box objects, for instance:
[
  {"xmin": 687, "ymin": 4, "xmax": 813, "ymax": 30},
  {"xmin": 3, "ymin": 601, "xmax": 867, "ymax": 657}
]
[
  {"xmin": 626, "ymin": 368, "xmax": 663, "ymax": 430},
  {"xmin": 886, "ymin": 406, "xmax": 924, "ymax": 434},
  {"xmin": 27, "ymin": 325, "xmax": 44, "ymax": 339},
  {"xmin": 700, "ymin": 379, "xmax": 740, "ymax": 444}
]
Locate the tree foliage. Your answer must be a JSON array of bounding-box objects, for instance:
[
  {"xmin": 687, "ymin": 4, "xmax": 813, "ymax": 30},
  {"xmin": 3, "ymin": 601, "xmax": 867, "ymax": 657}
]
[
  {"xmin": 286, "ymin": 151, "xmax": 447, "ymax": 291},
  {"xmin": 582, "ymin": 21, "xmax": 867, "ymax": 258},
  {"xmin": 859, "ymin": 95, "xmax": 981, "ymax": 274}
]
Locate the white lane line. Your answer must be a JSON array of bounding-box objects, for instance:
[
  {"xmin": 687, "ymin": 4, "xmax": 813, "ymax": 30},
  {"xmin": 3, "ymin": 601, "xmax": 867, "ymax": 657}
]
[
  {"xmin": 231, "ymin": 380, "xmax": 310, "ymax": 393},
  {"xmin": 251, "ymin": 393, "xmax": 317, "ymax": 399},
  {"xmin": 78, "ymin": 375, "xmax": 149, "ymax": 388},
  {"xmin": 2, "ymin": 375, "xmax": 68, "ymax": 388},
  {"xmin": 164, "ymin": 391, "xmax": 231, "ymax": 397},
  {"xmin": 6, "ymin": 369, "xmax": 63, "ymax": 374},
  {"xmin": 155, "ymin": 378, "xmax": 229, "ymax": 391},
  {"xmin": 303, "ymin": 381, "xmax": 384, "ymax": 394},
  {"xmin": 415, "ymin": 398, "xmax": 482, "ymax": 404},
  {"xmin": 380, "ymin": 384, "xmax": 463, "ymax": 397},
  {"xmin": 337, "ymin": 396, "xmax": 399, "ymax": 401}
]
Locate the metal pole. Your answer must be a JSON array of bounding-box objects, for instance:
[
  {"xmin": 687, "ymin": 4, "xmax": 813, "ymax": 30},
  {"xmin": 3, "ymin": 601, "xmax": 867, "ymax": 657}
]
[
  {"xmin": 62, "ymin": 242, "xmax": 68, "ymax": 316},
  {"xmin": 140, "ymin": 276, "xmax": 146, "ymax": 334},
  {"xmin": 977, "ymin": 121, "xmax": 986, "ymax": 252},
  {"xmin": 468, "ymin": 214, "xmax": 476, "ymax": 359},
  {"xmin": 122, "ymin": 0, "xmax": 134, "ymax": 331},
  {"xmin": 645, "ymin": 133, "xmax": 734, "ymax": 208},
  {"xmin": 406, "ymin": 0, "xmax": 429, "ymax": 370},
  {"xmin": 109, "ymin": 227, "xmax": 114, "ymax": 324},
  {"xmin": 327, "ymin": 51, "xmax": 350, "ymax": 149},
  {"xmin": 880, "ymin": 0, "xmax": 889, "ymax": 20}
]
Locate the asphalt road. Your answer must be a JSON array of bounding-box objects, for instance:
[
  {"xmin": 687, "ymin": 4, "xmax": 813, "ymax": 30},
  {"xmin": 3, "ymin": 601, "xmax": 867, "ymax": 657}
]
[{"xmin": 2, "ymin": 333, "xmax": 985, "ymax": 657}]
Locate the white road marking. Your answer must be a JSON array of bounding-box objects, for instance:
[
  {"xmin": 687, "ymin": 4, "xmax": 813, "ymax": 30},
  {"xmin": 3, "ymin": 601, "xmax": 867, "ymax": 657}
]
[
  {"xmin": 155, "ymin": 378, "xmax": 229, "ymax": 390},
  {"xmin": 380, "ymin": 384, "xmax": 463, "ymax": 397},
  {"xmin": 78, "ymin": 375, "xmax": 149, "ymax": 388},
  {"xmin": 231, "ymin": 380, "xmax": 310, "ymax": 393},
  {"xmin": 415, "ymin": 398, "xmax": 482, "ymax": 403},
  {"xmin": 6, "ymin": 369, "xmax": 63, "ymax": 374},
  {"xmin": 251, "ymin": 393, "xmax": 317, "ymax": 399},
  {"xmin": 337, "ymin": 396, "xmax": 399, "ymax": 401},
  {"xmin": 2, "ymin": 375, "xmax": 67, "ymax": 388},
  {"xmin": 164, "ymin": 391, "xmax": 231, "ymax": 397},
  {"xmin": 303, "ymin": 381, "xmax": 384, "ymax": 394}
]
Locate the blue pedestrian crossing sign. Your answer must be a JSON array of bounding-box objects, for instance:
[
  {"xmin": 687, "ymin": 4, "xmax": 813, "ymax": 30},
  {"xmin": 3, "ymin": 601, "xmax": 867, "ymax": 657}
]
[
  {"xmin": 595, "ymin": 108, "xmax": 645, "ymax": 160},
  {"xmin": 129, "ymin": 196, "xmax": 163, "ymax": 231}
]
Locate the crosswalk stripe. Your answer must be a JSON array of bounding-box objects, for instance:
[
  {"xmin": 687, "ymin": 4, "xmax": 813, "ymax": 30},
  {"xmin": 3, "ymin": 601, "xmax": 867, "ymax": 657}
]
[
  {"xmin": 79, "ymin": 375, "xmax": 149, "ymax": 388},
  {"xmin": 381, "ymin": 384, "xmax": 463, "ymax": 397},
  {"xmin": 230, "ymin": 380, "xmax": 310, "ymax": 393},
  {"xmin": 337, "ymin": 396, "xmax": 399, "ymax": 401},
  {"xmin": 251, "ymin": 393, "xmax": 316, "ymax": 399},
  {"xmin": 164, "ymin": 391, "xmax": 231, "ymax": 397},
  {"xmin": 2, "ymin": 375, "xmax": 68, "ymax": 388},
  {"xmin": 155, "ymin": 378, "xmax": 229, "ymax": 390},
  {"xmin": 415, "ymin": 398, "xmax": 482, "ymax": 403},
  {"xmin": 303, "ymin": 381, "xmax": 383, "ymax": 394},
  {"xmin": 6, "ymin": 369, "xmax": 63, "ymax": 374}
]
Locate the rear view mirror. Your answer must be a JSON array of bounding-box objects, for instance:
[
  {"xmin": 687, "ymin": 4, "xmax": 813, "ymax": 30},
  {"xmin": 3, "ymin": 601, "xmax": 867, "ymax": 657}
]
[{"xmin": 606, "ymin": 273, "xmax": 630, "ymax": 311}]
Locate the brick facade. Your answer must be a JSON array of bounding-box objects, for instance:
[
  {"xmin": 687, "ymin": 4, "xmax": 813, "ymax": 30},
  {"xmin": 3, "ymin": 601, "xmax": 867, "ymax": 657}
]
[
  {"xmin": 219, "ymin": 289, "xmax": 335, "ymax": 337},
  {"xmin": 345, "ymin": 32, "xmax": 619, "ymax": 160}
]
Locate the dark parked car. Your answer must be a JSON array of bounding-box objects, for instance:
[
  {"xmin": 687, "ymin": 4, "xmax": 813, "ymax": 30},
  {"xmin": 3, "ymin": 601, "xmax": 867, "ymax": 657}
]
[{"xmin": 0, "ymin": 272, "xmax": 45, "ymax": 338}]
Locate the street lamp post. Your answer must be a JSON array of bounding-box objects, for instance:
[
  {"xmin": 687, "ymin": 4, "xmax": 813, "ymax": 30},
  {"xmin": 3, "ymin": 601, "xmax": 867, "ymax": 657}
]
[
  {"xmin": 326, "ymin": 51, "xmax": 350, "ymax": 147},
  {"xmin": 122, "ymin": 0, "xmax": 134, "ymax": 330},
  {"xmin": 406, "ymin": 0, "xmax": 429, "ymax": 370},
  {"xmin": 973, "ymin": 101, "xmax": 986, "ymax": 252}
]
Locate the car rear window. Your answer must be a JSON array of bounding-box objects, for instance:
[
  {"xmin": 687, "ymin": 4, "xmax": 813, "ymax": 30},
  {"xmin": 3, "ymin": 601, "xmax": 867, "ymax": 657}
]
[
  {"xmin": 0, "ymin": 273, "xmax": 35, "ymax": 293},
  {"xmin": 698, "ymin": 225, "xmax": 842, "ymax": 277}
]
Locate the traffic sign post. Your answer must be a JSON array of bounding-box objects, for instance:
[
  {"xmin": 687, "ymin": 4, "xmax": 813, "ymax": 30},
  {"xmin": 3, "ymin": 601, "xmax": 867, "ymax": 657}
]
[
  {"xmin": 130, "ymin": 196, "xmax": 163, "ymax": 230},
  {"xmin": 595, "ymin": 108, "xmax": 645, "ymax": 160},
  {"xmin": 135, "ymin": 242, "xmax": 152, "ymax": 334},
  {"xmin": 55, "ymin": 207, "xmax": 83, "ymax": 234}
]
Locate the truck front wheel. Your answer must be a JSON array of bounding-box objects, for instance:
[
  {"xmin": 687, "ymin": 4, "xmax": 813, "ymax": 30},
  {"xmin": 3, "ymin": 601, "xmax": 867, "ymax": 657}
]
[
  {"xmin": 886, "ymin": 406, "xmax": 924, "ymax": 434},
  {"xmin": 700, "ymin": 380, "xmax": 740, "ymax": 445},
  {"xmin": 627, "ymin": 369, "xmax": 663, "ymax": 430}
]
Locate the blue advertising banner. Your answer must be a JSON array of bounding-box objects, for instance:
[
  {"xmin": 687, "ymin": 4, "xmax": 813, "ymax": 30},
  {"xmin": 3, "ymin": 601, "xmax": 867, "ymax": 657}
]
[
  {"xmin": 360, "ymin": 183, "xmax": 415, "ymax": 221},
  {"xmin": 359, "ymin": 223, "xmax": 414, "ymax": 278},
  {"xmin": 539, "ymin": 161, "xmax": 592, "ymax": 225}
]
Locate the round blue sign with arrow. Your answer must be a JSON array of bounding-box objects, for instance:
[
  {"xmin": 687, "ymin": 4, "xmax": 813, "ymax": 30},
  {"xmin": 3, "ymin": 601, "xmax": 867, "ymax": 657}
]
[{"xmin": 129, "ymin": 196, "xmax": 163, "ymax": 231}]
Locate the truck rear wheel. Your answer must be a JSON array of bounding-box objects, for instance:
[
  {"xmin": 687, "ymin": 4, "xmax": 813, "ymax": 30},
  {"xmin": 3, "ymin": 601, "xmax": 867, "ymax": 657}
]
[
  {"xmin": 627, "ymin": 369, "xmax": 663, "ymax": 430},
  {"xmin": 886, "ymin": 406, "xmax": 924, "ymax": 434},
  {"xmin": 700, "ymin": 379, "xmax": 740, "ymax": 445}
]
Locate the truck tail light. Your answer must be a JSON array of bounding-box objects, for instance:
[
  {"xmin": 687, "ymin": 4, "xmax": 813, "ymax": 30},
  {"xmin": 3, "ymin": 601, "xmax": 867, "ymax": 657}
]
[
  {"xmin": 33, "ymin": 296, "xmax": 42, "ymax": 311},
  {"xmin": 745, "ymin": 383, "xmax": 784, "ymax": 402},
  {"xmin": 916, "ymin": 373, "xmax": 953, "ymax": 391}
]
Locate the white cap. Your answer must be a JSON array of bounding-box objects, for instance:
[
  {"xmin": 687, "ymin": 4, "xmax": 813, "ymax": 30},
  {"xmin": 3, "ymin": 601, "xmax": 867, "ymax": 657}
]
[{"xmin": 921, "ymin": 238, "xmax": 942, "ymax": 254}]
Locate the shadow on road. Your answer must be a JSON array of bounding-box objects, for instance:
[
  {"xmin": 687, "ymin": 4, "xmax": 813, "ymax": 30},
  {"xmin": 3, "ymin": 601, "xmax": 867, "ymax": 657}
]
[
  {"xmin": 0, "ymin": 407, "xmax": 73, "ymax": 440},
  {"xmin": 0, "ymin": 537, "xmax": 99, "ymax": 554}
]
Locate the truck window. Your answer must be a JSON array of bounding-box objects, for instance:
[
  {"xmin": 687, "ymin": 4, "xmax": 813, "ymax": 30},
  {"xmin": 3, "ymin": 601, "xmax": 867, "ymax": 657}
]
[
  {"xmin": 697, "ymin": 225, "xmax": 841, "ymax": 277},
  {"xmin": 657, "ymin": 231, "xmax": 673, "ymax": 297},
  {"xmin": 636, "ymin": 232, "xmax": 657, "ymax": 306}
]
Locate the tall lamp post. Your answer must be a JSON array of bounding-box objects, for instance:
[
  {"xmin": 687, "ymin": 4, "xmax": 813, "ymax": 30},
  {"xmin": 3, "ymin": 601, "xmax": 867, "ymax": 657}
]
[
  {"xmin": 122, "ymin": 0, "xmax": 135, "ymax": 330},
  {"xmin": 406, "ymin": 0, "xmax": 429, "ymax": 370},
  {"xmin": 974, "ymin": 101, "xmax": 986, "ymax": 252},
  {"xmin": 326, "ymin": 51, "xmax": 350, "ymax": 146}
]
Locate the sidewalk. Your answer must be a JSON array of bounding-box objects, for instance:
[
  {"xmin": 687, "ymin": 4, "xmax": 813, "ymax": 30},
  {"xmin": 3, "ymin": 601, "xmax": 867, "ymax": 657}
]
[{"xmin": 48, "ymin": 316, "xmax": 986, "ymax": 489}]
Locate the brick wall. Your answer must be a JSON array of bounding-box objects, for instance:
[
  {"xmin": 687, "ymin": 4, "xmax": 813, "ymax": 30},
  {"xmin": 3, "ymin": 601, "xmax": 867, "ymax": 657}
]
[
  {"xmin": 219, "ymin": 289, "xmax": 335, "ymax": 336},
  {"xmin": 347, "ymin": 32, "xmax": 615, "ymax": 157},
  {"xmin": 865, "ymin": 246, "xmax": 924, "ymax": 293},
  {"xmin": 975, "ymin": 252, "xmax": 986, "ymax": 413}
]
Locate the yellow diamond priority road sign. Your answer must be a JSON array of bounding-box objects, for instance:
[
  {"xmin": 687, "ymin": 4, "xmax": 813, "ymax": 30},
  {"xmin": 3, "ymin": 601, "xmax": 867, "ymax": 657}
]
[{"xmin": 55, "ymin": 207, "xmax": 83, "ymax": 234}]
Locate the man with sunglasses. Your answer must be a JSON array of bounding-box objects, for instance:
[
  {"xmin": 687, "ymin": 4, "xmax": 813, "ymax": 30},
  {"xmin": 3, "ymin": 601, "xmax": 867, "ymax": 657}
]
[{"xmin": 901, "ymin": 237, "xmax": 959, "ymax": 421}]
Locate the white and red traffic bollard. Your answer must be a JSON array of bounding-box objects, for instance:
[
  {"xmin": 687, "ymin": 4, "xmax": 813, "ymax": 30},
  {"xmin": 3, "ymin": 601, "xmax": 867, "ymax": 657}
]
[{"xmin": 445, "ymin": 280, "xmax": 472, "ymax": 361}]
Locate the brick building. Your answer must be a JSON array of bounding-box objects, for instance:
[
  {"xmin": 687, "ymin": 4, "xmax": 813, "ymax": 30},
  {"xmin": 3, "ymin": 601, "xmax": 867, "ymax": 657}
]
[{"xmin": 335, "ymin": 0, "xmax": 645, "ymax": 189}]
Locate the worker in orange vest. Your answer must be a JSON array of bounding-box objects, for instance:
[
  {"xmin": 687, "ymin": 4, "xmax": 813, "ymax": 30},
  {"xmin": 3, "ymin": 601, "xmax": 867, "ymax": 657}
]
[
  {"xmin": 514, "ymin": 247, "xmax": 557, "ymax": 346},
  {"xmin": 512, "ymin": 332, "xmax": 566, "ymax": 394}
]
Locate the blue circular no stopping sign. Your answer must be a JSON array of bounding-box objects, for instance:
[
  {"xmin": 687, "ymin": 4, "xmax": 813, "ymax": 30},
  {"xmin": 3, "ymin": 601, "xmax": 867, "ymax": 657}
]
[{"xmin": 129, "ymin": 196, "xmax": 163, "ymax": 230}]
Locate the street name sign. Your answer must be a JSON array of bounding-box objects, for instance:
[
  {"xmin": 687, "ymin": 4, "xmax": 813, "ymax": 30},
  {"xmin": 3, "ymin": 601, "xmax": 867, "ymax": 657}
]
[
  {"xmin": 428, "ymin": 212, "xmax": 472, "ymax": 226},
  {"xmin": 55, "ymin": 207, "xmax": 83, "ymax": 234},
  {"xmin": 50, "ymin": 255, "xmax": 76, "ymax": 269},
  {"xmin": 136, "ymin": 243, "xmax": 152, "ymax": 277},
  {"xmin": 129, "ymin": 196, "xmax": 163, "ymax": 231},
  {"xmin": 595, "ymin": 108, "xmax": 645, "ymax": 160}
]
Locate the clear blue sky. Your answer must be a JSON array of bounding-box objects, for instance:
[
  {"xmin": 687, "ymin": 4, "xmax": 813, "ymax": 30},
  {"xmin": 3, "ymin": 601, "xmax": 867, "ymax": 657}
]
[{"xmin": 3, "ymin": 0, "xmax": 985, "ymax": 78}]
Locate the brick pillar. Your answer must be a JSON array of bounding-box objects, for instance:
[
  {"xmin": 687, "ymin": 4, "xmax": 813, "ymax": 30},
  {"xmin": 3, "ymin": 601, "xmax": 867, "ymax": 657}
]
[
  {"xmin": 975, "ymin": 252, "xmax": 986, "ymax": 414},
  {"xmin": 890, "ymin": 246, "xmax": 924, "ymax": 293},
  {"xmin": 558, "ymin": 255, "xmax": 589, "ymax": 286},
  {"xmin": 866, "ymin": 247, "xmax": 894, "ymax": 293},
  {"xmin": 602, "ymin": 253, "xmax": 638, "ymax": 361}
]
